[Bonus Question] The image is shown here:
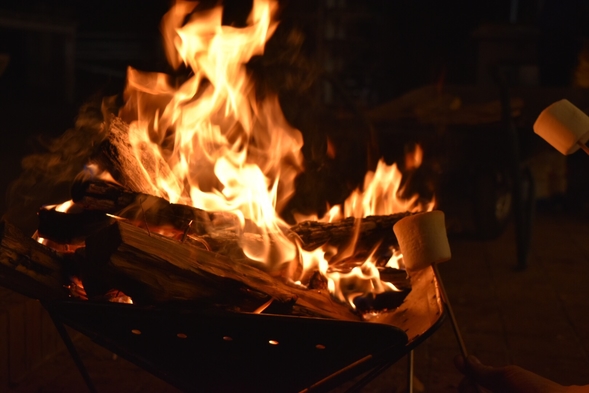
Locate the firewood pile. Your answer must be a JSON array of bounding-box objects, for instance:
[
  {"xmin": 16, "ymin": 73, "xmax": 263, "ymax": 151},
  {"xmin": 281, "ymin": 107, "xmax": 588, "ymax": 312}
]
[
  {"xmin": 0, "ymin": 1, "xmax": 446, "ymax": 344},
  {"xmin": 0, "ymin": 117, "xmax": 416, "ymax": 326}
]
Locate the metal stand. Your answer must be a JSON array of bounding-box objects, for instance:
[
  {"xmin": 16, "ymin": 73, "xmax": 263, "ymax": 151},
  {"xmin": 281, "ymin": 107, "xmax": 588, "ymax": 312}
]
[
  {"xmin": 407, "ymin": 350, "xmax": 414, "ymax": 393},
  {"xmin": 432, "ymin": 264, "xmax": 468, "ymax": 358},
  {"xmin": 43, "ymin": 302, "xmax": 98, "ymax": 393}
]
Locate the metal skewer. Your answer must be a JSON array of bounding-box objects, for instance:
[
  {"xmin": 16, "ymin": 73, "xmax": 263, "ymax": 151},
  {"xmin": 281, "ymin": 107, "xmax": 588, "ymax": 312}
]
[
  {"xmin": 432, "ymin": 262, "xmax": 483, "ymax": 393},
  {"xmin": 577, "ymin": 141, "xmax": 589, "ymax": 155},
  {"xmin": 432, "ymin": 262, "xmax": 468, "ymax": 358},
  {"xmin": 407, "ymin": 350, "xmax": 414, "ymax": 393}
]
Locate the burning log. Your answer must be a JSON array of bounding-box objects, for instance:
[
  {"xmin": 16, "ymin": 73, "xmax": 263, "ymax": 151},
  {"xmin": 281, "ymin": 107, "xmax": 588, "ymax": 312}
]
[
  {"xmin": 71, "ymin": 179, "xmax": 142, "ymax": 213},
  {"xmin": 92, "ymin": 116, "xmax": 173, "ymax": 196},
  {"xmin": 60, "ymin": 179, "xmax": 413, "ymax": 273},
  {"xmin": 71, "ymin": 179, "xmax": 410, "ymax": 253},
  {"xmin": 34, "ymin": 176, "xmax": 415, "ymax": 318},
  {"xmin": 70, "ymin": 179, "xmax": 240, "ymax": 238},
  {"xmin": 290, "ymin": 212, "xmax": 411, "ymax": 252},
  {"xmin": 0, "ymin": 221, "xmax": 69, "ymax": 301},
  {"xmin": 84, "ymin": 220, "xmax": 361, "ymax": 321},
  {"xmin": 37, "ymin": 208, "xmax": 111, "ymax": 245}
]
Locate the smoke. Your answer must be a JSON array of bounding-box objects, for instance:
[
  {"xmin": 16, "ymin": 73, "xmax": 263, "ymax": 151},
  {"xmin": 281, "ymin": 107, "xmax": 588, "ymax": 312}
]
[{"xmin": 3, "ymin": 95, "xmax": 119, "ymax": 235}]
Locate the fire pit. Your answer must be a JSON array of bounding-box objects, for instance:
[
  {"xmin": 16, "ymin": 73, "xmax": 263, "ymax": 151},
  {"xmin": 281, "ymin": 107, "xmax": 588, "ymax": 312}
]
[
  {"xmin": 0, "ymin": 1, "xmax": 449, "ymax": 391},
  {"xmin": 0, "ymin": 214, "xmax": 445, "ymax": 392},
  {"xmin": 45, "ymin": 299, "xmax": 434, "ymax": 393}
]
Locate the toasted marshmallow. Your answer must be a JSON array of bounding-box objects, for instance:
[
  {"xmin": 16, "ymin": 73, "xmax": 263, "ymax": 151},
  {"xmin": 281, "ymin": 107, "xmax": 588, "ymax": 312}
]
[
  {"xmin": 393, "ymin": 210, "xmax": 451, "ymax": 272},
  {"xmin": 533, "ymin": 99, "xmax": 589, "ymax": 155}
]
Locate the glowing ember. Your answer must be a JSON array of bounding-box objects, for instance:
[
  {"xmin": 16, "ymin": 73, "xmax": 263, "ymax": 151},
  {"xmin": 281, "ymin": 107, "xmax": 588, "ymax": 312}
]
[
  {"xmin": 65, "ymin": 276, "xmax": 88, "ymax": 300},
  {"xmin": 44, "ymin": 200, "xmax": 75, "ymax": 213},
  {"xmin": 105, "ymin": 289, "xmax": 134, "ymax": 304}
]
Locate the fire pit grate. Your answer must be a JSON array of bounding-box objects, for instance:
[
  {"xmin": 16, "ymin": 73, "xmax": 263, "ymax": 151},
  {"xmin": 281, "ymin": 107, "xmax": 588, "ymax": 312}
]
[
  {"xmin": 38, "ymin": 265, "xmax": 446, "ymax": 393},
  {"xmin": 45, "ymin": 300, "xmax": 425, "ymax": 393},
  {"xmin": 0, "ymin": 216, "xmax": 447, "ymax": 392}
]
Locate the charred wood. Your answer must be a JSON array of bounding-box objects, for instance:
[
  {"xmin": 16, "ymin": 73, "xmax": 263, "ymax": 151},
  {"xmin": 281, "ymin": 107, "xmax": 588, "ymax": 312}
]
[
  {"xmin": 72, "ymin": 179, "xmax": 410, "ymax": 256},
  {"xmin": 85, "ymin": 220, "xmax": 360, "ymax": 321},
  {"xmin": 71, "ymin": 179, "xmax": 139, "ymax": 213},
  {"xmin": 71, "ymin": 179, "xmax": 240, "ymax": 239},
  {"xmin": 0, "ymin": 221, "xmax": 69, "ymax": 300},
  {"xmin": 290, "ymin": 212, "xmax": 411, "ymax": 252},
  {"xmin": 37, "ymin": 207, "xmax": 111, "ymax": 245},
  {"xmin": 91, "ymin": 116, "xmax": 173, "ymax": 196}
]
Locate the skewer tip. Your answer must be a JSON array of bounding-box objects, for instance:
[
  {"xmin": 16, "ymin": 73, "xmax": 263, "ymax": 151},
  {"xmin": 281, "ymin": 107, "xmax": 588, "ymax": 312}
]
[{"xmin": 577, "ymin": 141, "xmax": 589, "ymax": 155}]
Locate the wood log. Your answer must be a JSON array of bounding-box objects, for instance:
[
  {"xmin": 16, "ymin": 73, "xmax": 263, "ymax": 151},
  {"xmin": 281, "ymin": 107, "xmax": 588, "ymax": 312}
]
[
  {"xmin": 37, "ymin": 207, "xmax": 111, "ymax": 245},
  {"xmin": 0, "ymin": 221, "xmax": 69, "ymax": 301},
  {"xmin": 289, "ymin": 212, "xmax": 411, "ymax": 251},
  {"xmin": 71, "ymin": 179, "xmax": 141, "ymax": 213},
  {"xmin": 91, "ymin": 116, "xmax": 174, "ymax": 197},
  {"xmin": 71, "ymin": 179, "xmax": 240, "ymax": 238},
  {"xmin": 85, "ymin": 220, "xmax": 361, "ymax": 321},
  {"xmin": 71, "ymin": 179, "xmax": 409, "ymax": 252}
]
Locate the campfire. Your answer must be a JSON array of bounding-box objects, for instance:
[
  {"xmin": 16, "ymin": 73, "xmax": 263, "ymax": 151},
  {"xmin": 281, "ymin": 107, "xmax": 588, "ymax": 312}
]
[{"xmin": 0, "ymin": 1, "xmax": 446, "ymax": 391}]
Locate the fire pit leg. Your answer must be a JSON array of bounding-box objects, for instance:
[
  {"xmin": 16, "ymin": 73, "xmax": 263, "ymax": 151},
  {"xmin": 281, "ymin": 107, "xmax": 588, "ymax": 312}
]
[
  {"xmin": 331, "ymin": 359, "xmax": 396, "ymax": 392},
  {"xmin": 407, "ymin": 350, "xmax": 414, "ymax": 393},
  {"xmin": 43, "ymin": 303, "xmax": 99, "ymax": 393}
]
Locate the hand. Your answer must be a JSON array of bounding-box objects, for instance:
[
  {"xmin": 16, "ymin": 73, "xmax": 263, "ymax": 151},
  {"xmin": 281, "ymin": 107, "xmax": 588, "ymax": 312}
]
[{"xmin": 454, "ymin": 355, "xmax": 575, "ymax": 393}]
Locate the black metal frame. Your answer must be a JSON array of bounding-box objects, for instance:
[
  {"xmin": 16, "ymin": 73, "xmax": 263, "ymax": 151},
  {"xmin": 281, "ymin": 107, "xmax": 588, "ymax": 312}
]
[{"xmin": 41, "ymin": 299, "xmax": 446, "ymax": 393}]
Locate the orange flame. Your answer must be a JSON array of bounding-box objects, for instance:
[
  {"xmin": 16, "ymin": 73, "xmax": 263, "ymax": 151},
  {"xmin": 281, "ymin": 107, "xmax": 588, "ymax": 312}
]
[
  {"xmin": 113, "ymin": 0, "xmax": 434, "ymax": 309},
  {"xmin": 121, "ymin": 0, "xmax": 302, "ymax": 268}
]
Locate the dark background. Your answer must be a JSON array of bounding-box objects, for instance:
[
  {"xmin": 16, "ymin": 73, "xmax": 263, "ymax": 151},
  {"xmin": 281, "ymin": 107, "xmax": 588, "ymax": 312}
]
[
  {"xmin": 0, "ymin": 0, "xmax": 537, "ymax": 106},
  {"xmin": 0, "ymin": 0, "xmax": 587, "ymax": 234},
  {"xmin": 2, "ymin": 2, "xmax": 589, "ymax": 391}
]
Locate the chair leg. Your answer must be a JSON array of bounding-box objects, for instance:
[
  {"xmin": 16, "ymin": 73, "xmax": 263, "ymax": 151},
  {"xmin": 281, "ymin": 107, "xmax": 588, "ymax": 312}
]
[{"xmin": 514, "ymin": 166, "xmax": 535, "ymax": 271}]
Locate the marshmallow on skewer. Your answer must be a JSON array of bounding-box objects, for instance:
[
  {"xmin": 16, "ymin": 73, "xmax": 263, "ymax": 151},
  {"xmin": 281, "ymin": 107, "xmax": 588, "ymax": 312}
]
[
  {"xmin": 393, "ymin": 210, "xmax": 472, "ymax": 363},
  {"xmin": 393, "ymin": 210, "xmax": 451, "ymax": 273},
  {"xmin": 533, "ymin": 99, "xmax": 589, "ymax": 155}
]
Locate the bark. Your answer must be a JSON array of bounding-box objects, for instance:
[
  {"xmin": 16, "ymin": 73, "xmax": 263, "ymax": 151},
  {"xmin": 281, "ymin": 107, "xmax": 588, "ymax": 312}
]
[
  {"xmin": 85, "ymin": 220, "xmax": 361, "ymax": 321},
  {"xmin": 73, "ymin": 179, "xmax": 409, "ymax": 251},
  {"xmin": 0, "ymin": 221, "xmax": 69, "ymax": 300},
  {"xmin": 71, "ymin": 179, "xmax": 240, "ymax": 239},
  {"xmin": 290, "ymin": 212, "xmax": 411, "ymax": 251},
  {"xmin": 91, "ymin": 116, "xmax": 173, "ymax": 196},
  {"xmin": 37, "ymin": 207, "xmax": 111, "ymax": 245}
]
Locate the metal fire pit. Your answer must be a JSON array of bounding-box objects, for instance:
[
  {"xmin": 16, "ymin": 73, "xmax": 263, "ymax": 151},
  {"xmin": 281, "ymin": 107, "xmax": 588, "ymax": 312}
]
[{"xmin": 42, "ymin": 267, "xmax": 444, "ymax": 393}]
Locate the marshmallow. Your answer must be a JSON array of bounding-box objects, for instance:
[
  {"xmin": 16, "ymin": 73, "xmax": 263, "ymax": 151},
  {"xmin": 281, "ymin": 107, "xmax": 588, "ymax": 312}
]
[
  {"xmin": 533, "ymin": 99, "xmax": 589, "ymax": 155},
  {"xmin": 393, "ymin": 210, "xmax": 451, "ymax": 272}
]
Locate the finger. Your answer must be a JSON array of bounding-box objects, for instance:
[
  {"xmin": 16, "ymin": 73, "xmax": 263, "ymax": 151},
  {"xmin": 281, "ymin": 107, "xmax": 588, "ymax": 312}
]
[
  {"xmin": 459, "ymin": 377, "xmax": 493, "ymax": 393},
  {"xmin": 454, "ymin": 354, "xmax": 467, "ymax": 373},
  {"xmin": 455, "ymin": 355, "xmax": 486, "ymax": 375},
  {"xmin": 459, "ymin": 356, "xmax": 505, "ymax": 391},
  {"xmin": 458, "ymin": 377, "xmax": 478, "ymax": 393},
  {"xmin": 454, "ymin": 355, "xmax": 465, "ymax": 374},
  {"xmin": 464, "ymin": 355, "xmax": 493, "ymax": 377}
]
